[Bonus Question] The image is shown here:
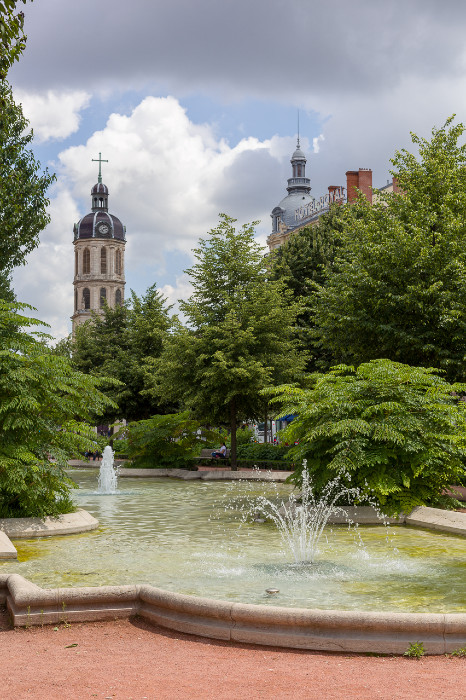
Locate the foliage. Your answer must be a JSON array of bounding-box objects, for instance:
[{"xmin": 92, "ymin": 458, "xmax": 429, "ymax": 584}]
[
  {"xmin": 404, "ymin": 642, "xmax": 425, "ymax": 659},
  {"xmin": 313, "ymin": 117, "xmax": 466, "ymax": 382},
  {"xmin": 0, "ymin": 301, "xmax": 116, "ymax": 517},
  {"xmin": 270, "ymin": 359, "xmax": 466, "ymax": 515},
  {"xmin": 235, "ymin": 426, "xmax": 255, "ymax": 446},
  {"xmin": 449, "ymin": 647, "xmax": 466, "ymax": 657},
  {"xmin": 71, "ymin": 285, "xmax": 173, "ymax": 422},
  {"xmin": 0, "ymin": 0, "xmax": 28, "ymax": 77},
  {"xmin": 270, "ymin": 204, "xmax": 345, "ymax": 370},
  {"xmin": 112, "ymin": 438, "xmax": 129, "ymax": 457},
  {"xmin": 153, "ymin": 214, "xmax": 306, "ymax": 468},
  {"xmin": 123, "ymin": 412, "xmax": 219, "ymax": 469},
  {"xmin": 0, "ymin": 80, "xmax": 55, "ymax": 286},
  {"xmin": 236, "ymin": 442, "xmax": 292, "ymax": 462}
]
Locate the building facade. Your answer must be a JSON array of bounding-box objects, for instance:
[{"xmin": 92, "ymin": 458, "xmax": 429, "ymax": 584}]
[
  {"xmin": 71, "ymin": 161, "xmax": 126, "ymax": 334},
  {"xmin": 267, "ymin": 140, "xmax": 374, "ymax": 252}
]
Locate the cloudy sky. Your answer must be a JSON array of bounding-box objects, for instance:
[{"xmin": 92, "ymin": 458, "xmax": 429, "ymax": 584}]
[{"xmin": 9, "ymin": 0, "xmax": 466, "ymax": 339}]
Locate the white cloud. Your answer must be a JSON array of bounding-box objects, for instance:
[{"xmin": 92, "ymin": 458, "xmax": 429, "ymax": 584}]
[
  {"xmin": 14, "ymin": 89, "xmax": 90, "ymax": 143},
  {"xmin": 313, "ymin": 134, "xmax": 325, "ymax": 154},
  {"xmin": 160, "ymin": 275, "xmax": 194, "ymax": 322},
  {"xmin": 57, "ymin": 95, "xmax": 291, "ymax": 264},
  {"xmin": 14, "ymin": 96, "xmax": 300, "ymax": 339}
]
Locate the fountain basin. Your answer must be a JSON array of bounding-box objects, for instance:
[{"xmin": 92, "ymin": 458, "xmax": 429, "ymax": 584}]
[{"xmin": 1, "ymin": 471, "xmax": 465, "ymax": 653}]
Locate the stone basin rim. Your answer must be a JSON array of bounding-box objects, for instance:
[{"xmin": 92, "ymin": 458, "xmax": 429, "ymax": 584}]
[{"xmin": 0, "ymin": 572, "xmax": 465, "ymax": 655}]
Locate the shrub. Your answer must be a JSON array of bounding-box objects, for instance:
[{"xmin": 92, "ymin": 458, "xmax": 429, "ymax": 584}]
[
  {"xmin": 270, "ymin": 359, "xmax": 466, "ymax": 515},
  {"xmin": 124, "ymin": 412, "xmax": 220, "ymax": 469}
]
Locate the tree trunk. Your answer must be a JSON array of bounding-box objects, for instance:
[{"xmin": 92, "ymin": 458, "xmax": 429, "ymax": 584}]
[{"xmin": 230, "ymin": 398, "xmax": 237, "ymax": 471}]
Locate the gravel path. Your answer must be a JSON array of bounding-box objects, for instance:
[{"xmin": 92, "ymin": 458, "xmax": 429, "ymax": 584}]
[{"xmin": 0, "ymin": 609, "xmax": 464, "ymax": 700}]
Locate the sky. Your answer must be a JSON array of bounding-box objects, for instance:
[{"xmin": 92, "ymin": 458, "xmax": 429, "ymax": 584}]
[{"xmin": 8, "ymin": 0, "xmax": 466, "ymax": 339}]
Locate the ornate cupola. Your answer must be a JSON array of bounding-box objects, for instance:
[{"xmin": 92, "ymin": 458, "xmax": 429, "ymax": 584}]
[
  {"xmin": 287, "ymin": 137, "xmax": 311, "ymax": 195},
  {"xmin": 268, "ymin": 137, "xmax": 313, "ymax": 248},
  {"xmin": 71, "ymin": 153, "xmax": 126, "ymax": 335}
]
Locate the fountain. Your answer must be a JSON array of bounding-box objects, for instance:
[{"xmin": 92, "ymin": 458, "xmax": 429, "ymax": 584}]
[
  {"xmin": 251, "ymin": 462, "xmax": 361, "ymax": 563},
  {"xmin": 97, "ymin": 446, "xmax": 118, "ymax": 494}
]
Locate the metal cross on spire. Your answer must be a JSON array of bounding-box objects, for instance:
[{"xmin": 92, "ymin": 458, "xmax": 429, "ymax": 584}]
[
  {"xmin": 92, "ymin": 152, "xmax": 108, "ymax": 184},
  {"xmin": 297, "ymin": 110, "xmax": 300, "ymax": 148}
]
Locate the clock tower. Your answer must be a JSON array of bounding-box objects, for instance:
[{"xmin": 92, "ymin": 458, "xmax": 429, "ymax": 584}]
[{"xmin": 71, "ymin": 154, "xmax": 126, "ymax": 334}]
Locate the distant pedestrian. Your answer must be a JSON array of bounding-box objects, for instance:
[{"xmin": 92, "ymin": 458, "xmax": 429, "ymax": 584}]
[{"xmin": 211, "ymin": 443, "xmax": 227, "ymax": 459}]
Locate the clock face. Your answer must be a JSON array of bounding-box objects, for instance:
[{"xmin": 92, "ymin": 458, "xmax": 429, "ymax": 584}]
[{"xmin": 97, "ymin": 223, "xmax": 110, "ymax": 236}]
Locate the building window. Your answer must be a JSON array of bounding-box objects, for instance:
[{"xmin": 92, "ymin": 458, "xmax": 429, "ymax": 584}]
[
  {"xmin": 100, "ymin": 287, "xmax": 107, "ymax": 307},
  {"xmin": 83, "ymin": 248, "xmax": 90, "ymax": 274},
  {"xmin": 115, "ymin": 249, "xmax": 122, "ymax": 275},
  {"xmin": 75, "ymin": 250, "xmax": 78, "ymax": 276},
  {"xmin": 75, "ymin": 289, "xmax": 78, "ymax": 311},
  {"xmin": 115, "ymin": 288, "xmax": 122, "ymax": 306},
  {"xmin": 101, "ymin": 247, "xmax": 107, "ymax": 274},
  {"xmin": 83, "ymin": 288, "xmax": 90, "ymax": 309}
]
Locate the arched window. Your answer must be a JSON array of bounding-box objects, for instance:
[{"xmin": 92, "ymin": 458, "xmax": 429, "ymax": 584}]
[
  {"xmin": 83, "ymin": 248, "xmax": 90, "ymax": 274},
  {"xmin": 99, "ymin": 197, "xmax": 104, "ymax": 208},
  {"xmin": 101, "ymin": 247, "xmax": 107, "ymax": 274},
  {"xmin": 115, "ymin": 249, "xmax": 122, "ymax": 275},
  {"xmin": 75, "ymin": 289, "xmax": 78, "ymax": 311},
  {"xmin": 93, "ymin": 197, "xmax": 98, "ymax": 208},
  {"xmin": 75, "ymin": 250, "xmax": 78, "ymax": 276},
  {"xmin": 83, "ymin": 288, "xmax": 90, "ymax": 309},
  {"xmin": 115, "ymin": 289, "xmax": 122, "ymax": 306},
  {"xmin": 100, "ymin": 287, "xmax": 107, "ymax": 307}
]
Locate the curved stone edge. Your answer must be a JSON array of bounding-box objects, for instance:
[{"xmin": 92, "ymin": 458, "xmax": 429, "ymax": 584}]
[
  {"xmin": 0, "ymin": 531, "xmax": 17, "ymax": 560},
  {"xmin": 0, "ymin": 509, "xmax": 99, "ymax": 539},
  {"xmin": 0, "ymin": 574, "xmax": 464, "ymax": 654},
  {"xmin": 117, "ymin": 468, "xmax": 292, "ymax": 482}
]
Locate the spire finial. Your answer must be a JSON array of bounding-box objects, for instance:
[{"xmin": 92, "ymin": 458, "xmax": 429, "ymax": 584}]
[
  {"xmin": 297, "ymin": 110, "xmax": 300, "ymax": 148},
  {"xmin": 92, "ymin": 152, "xmax": 109, "ymax": 184}
]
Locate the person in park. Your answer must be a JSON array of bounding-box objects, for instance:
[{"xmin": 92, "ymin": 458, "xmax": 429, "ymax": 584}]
[{"xmin": 211, "ymin": 443, "xmax": 227, "ymax": 459}]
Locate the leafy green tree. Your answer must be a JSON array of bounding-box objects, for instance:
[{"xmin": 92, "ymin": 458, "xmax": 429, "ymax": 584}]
[
  {"xmin": 0, "ymin": 79, "xmax": 55, "ymax": 295},
  {"xmin": 72, "ymin": 285, "xmax": 173, "ymax": 422},
  {"xmin": 313, "ymin": 117, "xmax": 466, "ymax": 382},
  {"xmin": 270, "ymin": 204, "xmax": 344, "ymax": 370},
  {"xmin": 0, "ymin": 2, "xmax": 54, "ymax": 300},
  {"xmin": 124, "ymin": 411, "xmax": 219, "ymax": 469},
  {"xmin": 0, "ymin": 0, "xmax": 28, "ymax": 77},
  {"xmin": 154, "ymin": 214, "xmax": 306, "ymax": 469},
  {"xmin": 270, "ymin": 359, "xmax": 466, "ymax": 515},
  {"xmin": 0, "ymin": 301, "xmax": 116, "ymax": 517}
]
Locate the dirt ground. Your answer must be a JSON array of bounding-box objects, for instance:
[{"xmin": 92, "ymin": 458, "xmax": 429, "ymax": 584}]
[{"xmin": 0, "ymin": 607, "xmax": 464, "ymax": 700}]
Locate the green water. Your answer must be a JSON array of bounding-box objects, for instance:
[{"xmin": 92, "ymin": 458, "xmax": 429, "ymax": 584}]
[{"xmin": 1, "ymin": 470, "xmax": 465, "ymax": 612}]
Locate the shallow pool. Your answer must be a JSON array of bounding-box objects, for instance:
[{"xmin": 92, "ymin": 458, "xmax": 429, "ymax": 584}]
[{"xmin": 1, "ymin": 470, "xmax": 465, "ymax": 612}]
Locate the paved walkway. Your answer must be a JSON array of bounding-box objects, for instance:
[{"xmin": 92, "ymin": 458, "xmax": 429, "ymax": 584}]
[{"xmin": 0, "ymin": 609, "xmax": 464, "ymax": 699}]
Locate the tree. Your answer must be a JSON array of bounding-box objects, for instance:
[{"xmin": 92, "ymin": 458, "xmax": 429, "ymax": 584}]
[
  {"xmin": 313, "ymin": 117, "xmax": 466, "ymax": 382},
  {"xmin": 154, "ymin": 214, "xmax": 306, "ymax": 469},
  {"xmin": 71, "ymin": 285, "xmax": 173, "ymax": 423},
  {"xmin": 270, "ymin": 204, "xmax": 345, "ymax": 371},
  {"xmin": 0, "ymin": 301, "xmax": 116, "ymax": 517},
  {"xmin": 270, "ymin": 359, "xmax": 466, "ymax": 515},
  {"xmin": 1, "ymin": 2, "xmax": 53, "ymax": 300},
  {"xmin": 0, "ymin": 80, "xmax": 55, "ymax": 292},
  {"xmin": 0, "ymin": 0, "xmax": 28, "ymax": 78},
  {"xmin": 124, "ymin": 412, "xmax": 219, "ymax": 469}
]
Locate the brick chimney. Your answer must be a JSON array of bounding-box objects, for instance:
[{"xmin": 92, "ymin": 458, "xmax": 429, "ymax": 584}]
[{"xmin": 346, "ymin": 168, "xmax": 373, "ymax": 204}]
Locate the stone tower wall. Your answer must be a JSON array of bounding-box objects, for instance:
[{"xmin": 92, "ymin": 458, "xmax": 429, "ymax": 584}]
[{"xmin": 72, "ymin": 237, "xmax": 126, "ymax": 333}]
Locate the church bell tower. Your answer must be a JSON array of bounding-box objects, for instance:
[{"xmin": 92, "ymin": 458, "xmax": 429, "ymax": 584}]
[{"xmin": 71, "ymin": 153, "xmax": 126, "ymax": 334}]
